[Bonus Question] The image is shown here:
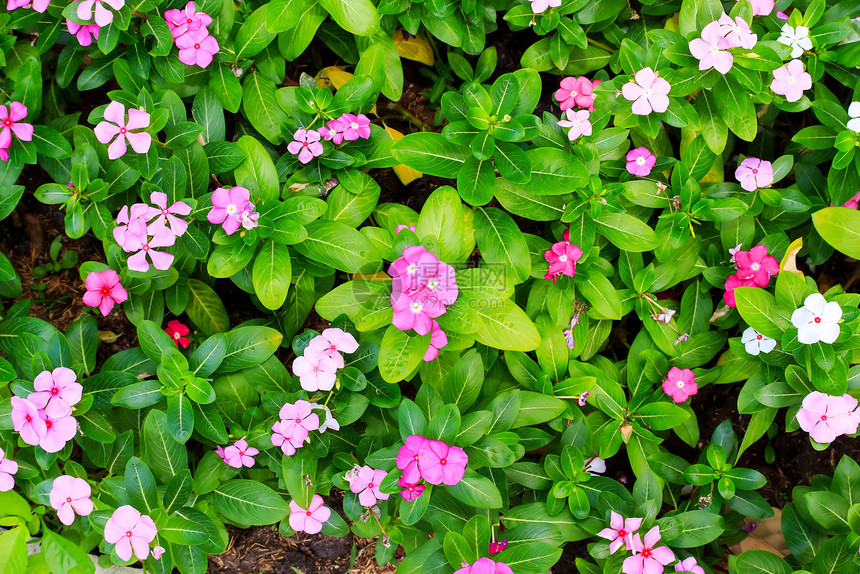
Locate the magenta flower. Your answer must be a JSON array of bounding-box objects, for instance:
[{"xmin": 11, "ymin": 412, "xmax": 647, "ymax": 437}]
[
  {"xmin": 11, "ymin": 396, "xmax": 47, "ymax": 445},
  {"xmin": 50, "ymin": 476, "xmax": 94, "ymax": 525},
  {"xmin": 0, "ymin": 447, "xmax": 18, "ymax": 492},
  {"xmin": 288, "ymin": 129, "xmax": 324, "ymax": 164},
  {"xmin": 662, "ymin": 366, "xmax": 698, "ymax": 403},
  {"xmin": 397, "ymin": 434, "xmax": 429, "ymax": 483},
  {"xmin": 557, "ymin": 109, "xmax": 592, "ymax": 141},
  {"xmin": 113, "ymin": 204, "xmax": 149, "ymax": 253},
  {"xmin": 626, "ymin": 147, "xmax": 656, "ymax": 177},
  {"xmin": 735, "ymin": 158, "xmax": 773, "ymax": 191},
  {"xmin": 94, "ymin": 101, "xmax": 152, "ymax": 160},
  {"xmin": 145, "ymin": 191, "xmax": 191, "ymax": 238},
  {"xmin": 29, "ymin": 367, "xmax": 82, "ymax": 419},
  {"xmin": 389, "ymin": 245, "xmax": 442, "ymax": 294},
  {"xmin": 735, "ymin": 245, "xmax": 779, "ymax": 287},
  {"xmin": 223, "ymin": 438, "xmax": 258, "ymax": 468},
  {"xmin": 723, "ymin": 274, "xmax": 755, "ymax": 308},
  {"xmin": 622, "ymin": 68, "xmax": 671, "ymax": 116},
  {"xmin": 165, "ymin": 1, "xmax": 212, "ymax": 39},
  {"xmin": 289, "ymin": 494, "xmax": 331, "ymax": 535},
  {"xmin": 544, "ymin": 241, "xmax": 583, "ymax": 282},
  {"xmin": 176, "ymin": 28, "xmax": 219, "ymax": 68},
  {"xmin": 597, "ymin": 511, "xmax": 643, "ymax": 554},
  {"xmin": 741, "ymin": 0, "xmax": 774, "ymax": 16},
  {"xmin": 453, "ymin": 558, "xmax": 514, "ymax": 574},
  {"xmin": 623, "ymin": 527, "xmax": 675, "ymax": 574},
  {"xmin": 398, "ymin": 477, "xmax": 426, "ymax": 501},
  {"xmin": 418, "ymin": 440, "xmax": 468, "ymax": 486},
  {"xmin": 40, "ymin": 413, "xmax": 77, "ymax": 453},
  {"xmin": 126, "ymin": 233, "xmax": 175, "ymax": 272},
  {"xmin": 391, "ymin": 292, "xmax": 436, "ymax": 335},
  {"xmin": 104, "ymin": 505, "xmax": 157, "ymax": 561},
  {"xmin": 292, "ymin": 352, "xmax": 338, "ymax": 392},
  {"xmin": 77, "ymin": 0, "xmax": 124, "ymax": 29},
  {"xmin": 771, "ymin": 59, "xmax": 811, "ymax": 103},
  {"xmin": 339, "ymin": 113, "xmax": 372, "ymax": 141},
  {"xmin": 675, "ymin": 557, "xmax": 706, "ymax": 574},
  {"xmin": 689, "ymin": 21, "xmax": 734, "ymax": 74},
  {"xmin": 66, "ymin": 20, "xmax": 100, "ymax": 47},
  {"xmin": 0, "ymin": 102, "xmax": 34, "ymax": 152},
  {"xmin": 208, "ymin": 186, "xmax": 251, "ymax": 235},
  {"xmin": 82, "ymin": 269, "xmax": 128, "ymax": 316},
  {"xmin": 349, "ymin": 466, "xmax": 390, "ymax": 507},
  {"xmin": 554, "ymin": 77, "xmax": 600, "ymax": 111},
  {"xmin": 319, "ymin": 118, "xmax": 346, "ymax": 144},
  {"xmin": 839, "ymin": 191, "xmax": 860, "ymax": 209},
  {"xmin": 796, "ymin": 392, "xmax": 860, "ymax": 444},
  {"xmin": 423, "ymin": 320, "xmax": 448, "ymax": 361},
  {"xmin": 395, "ymin": 224, "xmax": 417, "ymax": 234},
  {"xmin": 7, "ymin": 0, "xmax": 48, "ymax": 10},
  {"xmin": 488, "ymin": 539, "xmax": 508, "ymax": 555},
  {"xmin": 151, "ymin": 546, "xmax": 166, "ymax": 560},
  {"xmin": 215, "ymin": 445, "xmax": 226, "ymax": 461},
  {"xmin": 415, "ymin": 261, "xmax": 459, "ymax": 311}
]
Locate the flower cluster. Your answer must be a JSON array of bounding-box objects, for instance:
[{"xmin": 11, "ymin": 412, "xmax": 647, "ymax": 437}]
[
  {"xmin": 396, "ymin": 435, "xmax": 468, "ymax": 499},
  {"xmin": 723, "ymin": 244, "xmax": 778, "ymax": 308},
  {"xmin": 270, "ymin": 399, "xmax": 338, "ymax": 456},
  {"xmin": 165, "ymin": 2, "xmax": 219, "ymax": 68},
  {"xmin": 346, "ymin": 465, "xmax": 390, "ymax": 507},
  {"xmin": 292, "ymin": 328, "xmax": 359, "ymax": 392},
  {"xmin": 544, "ymin": 228, "xmax": 583, "ymax": 283},
  {"xmin": 0, "ymin": 102, "xmax": 34, "ymax": 163},
  {"xmin": 83, "ymin": 269, "xmax": 128, "ymax": 316},
  {"xmin": 105, "ymin": 505, "xmax": 158, "ymax": 561},
  {"xmin": 49, "ymin": 476, "xmax": 93, "ymax": 525},
  {"xmin": 689, "ymin": 13, "xmax": 757, "ymax": 75},
  {"xmin": 554, "ymin": 76, "xmax": 600, "ymax": 112},
  {"xmin": 207, "ymin": 186, "xmax": 260, "ymax": 235},
  {"xmin": 94, "ymin": 101, "xmax": 152, "ymax": 160},
  {"xmin": 796, "ymin": 392, "xmax": 860, "ymax": 444},
  {"xmin": 454, "ymin": 558, "xmax": 513, "ymax": 574},
  {"xmin": 661, "ymin": 367, "xmax": 698, "ymax": 404},
  {"xmin": 289, "ymin": 493, "xmax": 331, "ymax": 535},
  {"xmin": 11, "ymin": 368, "xmax": 82, "ymax": 453},
  {"xmin": 598, "ymin": 513, "xmax": 693, "ymax": 574},
  {"xmin": 288, "ymin": 113, "xmax": 371, "ymax": 165},
  {"xmin": 626, "ymin": 147, "xmax": 656, "ymax": 177},
  {"xmin": 0, "ymin": 446, "xmax": 18, "ymax": 492},
  {"xmin": 622, "ymin": 68, "xmax": 670, "ymax": 116},
  {"xmin": 791, "ymin": 293, "xmax": 842, "ymax": 345},
  {"xmin": 113, "ymin": 191, "xmax": 190, "ymax": 272}
]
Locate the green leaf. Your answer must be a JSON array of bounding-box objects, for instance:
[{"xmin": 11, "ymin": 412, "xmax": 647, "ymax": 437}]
[
  {"xmin": 635, "ymin": 402, "xmax": 690, "ymax": 430},
  {"xmin": 474, "ymin": 207, "xmax": 530, "ymax": 283},
  {"xmin": 41, "ymin": 528, "xmax": 95, "ymax": 574},
  {"xmin": 142, "ymin": 409, "xmax": 188, "ymax": 484},
  {"xmin": 441, "ymin": 349, "xmax": 484, "ymax": 412},
  {"xmin": 220, "ymin": 326, "xmax": 283, "ymax": 372},
  {"xmin": 161, "ymin": 513, "xmax": 209, "ymax": 545},
  {"xmin": 526, "ymin": 148, "xmax": 589, "ymax": 194},
  {"xmin": 293, "ymin": 220, "xmax": 382, "ymax": 274},
  {"xmin": 658, "ymin": 510, "xmax": 725, "ymax": 547},
  {"xmin": 66, "ymin": 315, "xmax": 98, "ymax": 376},
  {"xmin": 472, "ymin": 299, "xmax": 541, "ymax": 352},
  {"xmin": 594, "ymin": 212, "xmax": 658, "ymax": 252},
  {"xmin": 186, "ymin": 279, "xmax": 230, "ymax": 336},
  {"xmin": 733, "ymin": 550, "xmax": 792, "ymax": 574},
  {"xmin": 242, "ymin": 72, "xmax": 288, "ymax": 144},
  {"xmin": 446, "ymin": 470, "xmax": 503, "ymax": 508},
  {"xmin": 252, "ymin": 241, "xmax": 291, "ymax": 310},
  {"xmin": 125, "ymin": 456, "xmax": 159, "ymax": 514},
  {"xmin": 167, "ymin": 393, "xmax": 195, "ymax": 443},
  {"xmin": 378, "ymin": 325, "xmax": 429, "ymax": 383},
  {"xmin": 209, "ymin": 65, "xmax": 243, "ymax": 113},
  {"xmin": 234, "ymin": 134, "xmax": 279, "ymax": 203},
  {"xmin": 812, "ymin": 207, "xmax": 860, "ymax": 259},
  {"xmin": 265, "ymin": 0, "xmax": 308, "ymax": 33},
  {"xmin": 733, "ymin": 287, "xmax": 784, "ymax": 339},
  {"xmin": 210, "ymin": 479, "xmax": 290, "ymax": 525},
  {"xmin": 235, "ymin": 6, "xmax": 275, "ymax": 59},
  {"xmin": 803, "ymin": 491, "xmax": 850, "ymax": 532},
  {"xmin": 317, "ymin": 0, "xmax": 380, "ymax": 35},
  {"xmin": 392, "ymin": 132, "xmax": 470, "ymax": 178},
  {"xmin": 576, "ymin": 270, "xmax": 623, "ymax": 320}
]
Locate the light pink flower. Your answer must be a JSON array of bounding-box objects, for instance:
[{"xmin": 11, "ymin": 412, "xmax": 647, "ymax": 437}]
[
  {"xmin": 723, "ymin": 274, "xmax": 755, "ymax": 308},
  {"xmin": 741, "ymin": 0, "xmax": 774, "ymax": 16},
  {"xmin": 292, "ymin": 353, "xmax": 338, "ymax": 392},
  {"xmin": 176, "ymin": 28, "xmax": 219, "ymax": 68},
  {"xmin": 151, "ymin": 546, "xmax": 166, "ymax": 560},
  {"xmin": 0, "ymin": 446, "xmax": 18, "ymax": 492},
  {"xmin": 675, "ymin": 557, "xmax": 706, "ymax": 574},
  {"xmin": 339, "ymin": 113, "xmax": 372, "ymax": 141},
  {"xmin": 585, "ymin": 457, "xmax": 606, "ymax": 475},
  {"xmin": 50, "ymin": 475, "xmax": 93, "ymax": 525},
  {"xmin": 654, "ymin": 307, "xmax": 675, "ymax": 324},
  {"xmin": 222, "ymin": 438, "xmax": 258, "ymax": 468},
  {"xmin": 83, "ymin": 269, "xmax": 128, "ymax": 315},
  {"xmin": 622, "ymin": 68, "xmax": 671, "ymax": 116},
  {"xmin": 423, "ymin": 320, "xmax": 448, "ymax": 361},
  {"xmin": 289, "ymin": 494, "xmax": 331, "ymax": 535},
  {"xmin": 165, "ymin": 1, "xmax": 212, "ymax": 38},
  {"xmin": 126, "ymin": 233, "xmax": 175, "ymax": 272},
  {"xmin": 146, "ymin": 191, "xmax": 191, "ymax": 238},
  {"xmin": 208, "ymin": 186, "xmax": 251, "ymax": 235},
  {"xmin": 418, "ymin": 440, "xmax": 468, "ymax": 486},
  {"xmin": 529, "ymin": 0, "xmax": 560, "ymax": 14},
  {"xmin": 796, "ymin": 392, "xmax": 859, "ymax": 444},
  {"xmin": 278, "ymin": 400, "xmax": 321, "ymax": 435},
  {"xmin": 319, "ymin": 118, "xmax": 346, "ymax": 144},
  {"xmin": 287, "ymin": 129, "xmax": 324, "ymax": 164},
  {"xmin": 94, "ymin": 101, "xmax": 152, "ymax": 160},
  {"xmin": 626, "ymin": 147, "xmax": 656, "ymax": 176},
  {"xmin": 271, "ymin": 420, "xmax": 307, "ymax": 456},
  {"xmin": 397, "ymin": 434, "xmax": 429, "ymax": 483},
  {"xmin": 689, "ymin": 20, "xmax": 734, "ymax": 74},
  {"xmin": 77, "ymin": 0, "xmax": 124, "ymax": 29},
  {"xmin": 544, "ymin": 241, "xmax": 583, "ymax": 282},
  {"xmin": 66, "ymin": 20, "xmax": 100, "ymax": 47},
  {"xmin": 113, "ymin": 204, "xmax": 150, "ymax": 252},
  {"xmin": 0, "ymin": 102, "xmax": 34, "ymax": 153},
  {"xmin": 39, "ymin": 412, "xmax": 77, "ymax": 453},
  {"xmin": 597, "ymin": 511, "xmax": 643, "ymax": 554},
  {"xmin": 777, "ymin": 10, "xmax": 788, "ymax": 19},
  {"xmin": 11, "ymin": 396, "xmax": 47, "ymax": 445},
  {"xmin": 717, "ymin": 14, "xmax": 757, "ymax": 49},
  {"xmin": 215, "ymin": 445, "xmax": 226, "ymax": 460},
  {"xmin": 453, "ymin": 558, "xmax": 514, "ymax": 574},
  {"xmin": 398, "ymin": 477, "xmax": 425, "ymax": 501},
  {"xmin": 735, "ymin": 244, "xmax": 779, "ymax": 287},
  {"xmin": 395, "ymin": 224, "xmax": 416, "ymax": 234},
  {"xmin": 29, "ymin": 367, "xmax": 82, "ymax": 419},
  {"xmin": 557, "ymin": 109, "xmax": 592, "ymax": 140},
  {"xmin": 104, "ymin": 505, "xmax": 157, "ymax": 562},
  {"xmin": 771, "ymin": 59, "xmax": 811, "ymax": 103},
  {"xmin": 305, "ymin": 328, "xmax": 359, "ymax": 369},
  {"xmin": 735, "ymin": 158, "xmax": 773, "ymax": 191},
  {"xmin": 623, "ymin": 527, "xmax": 675, "ymax": 574},
  {"xmin": 662, "ymin": 366, "xmax": 698, "ymax": 403},
  {"xmin": 349, "ymin": 466, "xmax": 390, "ymax": 507}
]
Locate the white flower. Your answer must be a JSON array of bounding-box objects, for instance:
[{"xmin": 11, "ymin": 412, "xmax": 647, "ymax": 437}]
[
  {"xmin": 585, "ymin": 457, "xmax": 606, "ymax": 475},
  {"xmin": 557, "ymin": 109, "xmax": 592, "ymax": 141},
  {"xmin": 728, "ymin": 243, "xmax": 743, "ymax": 264},
  {"xmin": 790, "ymin": 293, "xmax": 842, "ymax": 345},
  {"xmin": 847, "ymin": 102, "xmax": 860, "ymax": 133},
  {"xmin": 311, "ymin": 404, "xmax": 340, "ymax": 433},
  {"xmin": 654, "ymin": 307, "xmax": 675, "ymax": 323},
  {"xmin": 777, "ymin": 24, "xmax": 812, "ymax": 59},
  {"xmin": 741, "ymin": 327, "xmax": 776, "ymax": 355}
]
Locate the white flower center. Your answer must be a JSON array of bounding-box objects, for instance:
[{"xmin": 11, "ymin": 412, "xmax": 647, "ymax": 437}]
[
  {"xmin": 676, "ymin": 380, "xmax": 685, "ymax": 389},
  {"xmin": 226, "ymin": 204, "xmax": 237, "ymax": 215},
  {"xmin": 636, "ymin": 157, "xmax": 646, "ymax": 165},
  {"xmin": 751, "ymin": 263, "xmax": 760, "ymax": 270},
  {"xmin": 351, "ymin": 122, "xmax": 359, "ymax": 129}
]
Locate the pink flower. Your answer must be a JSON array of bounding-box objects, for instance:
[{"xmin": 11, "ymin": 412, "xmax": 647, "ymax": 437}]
[
  {"xmin": 623, "ymin": 527, "xmax": 675, "ymax": 574},
  {"xmin": 423, "ymin": 320, "xmax": 448, "ymax": 361},
  {"xmin": 391, "ymin": 292, "xmax": 435, "ymax": 335},
  {"xmin": 236, "ymin": 200, "xmax": 259, "ymax": 231},
  {"xmin": 597, "ymin": 511, "xmax": 643, "ymax": 554},
  {"xmin": 39, "ymin": 412, "xmax": 77, "ymax": 453},
  {"xmin": 287, "ymin": 129, "xmax": 324, "ymax": 164},
  {"xmin": 387, "ymin": 245, "xmax": 458, "ymax": 335},
  {"xmin": 397, "ymin": 477, "xmax": 426, "ymax": 501},
  {"xmin": 717, "ymin": 14, "xmax": 757, "ymax": 49},
  {"xmin": 319, "ymin": 118, "xmax": 346, "ymax": 144},
  {"xmin": 776, "ymin": 10, "xmax": 789, "ymax": 19},
  {"xmin": 742, "ymin": 0, "xmax": 774, "ymax": 16},
  {"xmin": 735, "ymin": 158, "xmax": 773, "ymax": 191},
  {"xmin": 675, "ymin": 557, "xmax": 706, "ymax": 574},
  {"xmin": 29, "ymin": 367, "xmax": 82, "ymax": 419},
  {"xmin": 11, "ymin": 396, "xmax": 47, "ymax": 445},
  {"xmin": 622, "ymin": 68, "xmax": 671, "ymax": 116},
  {"xmin": 292, "ymin": 352, "xmax": 338, "ymax": 392},
  {"xmin": 146, "ymin": 191, "xmax": 191, "ymax": 238},
  {"xmin": 397, "ymin": 434, "xmax": 429, "ymax": 483},
  {"xmin": 771, "ymin": 59, "xmax": 811, "ymax": 103},
  {"xmin": 840, "ymin": 191, "xmax": 860, "ymax": 209},
  {"xmin": 544, "ymin": 241, "xmax": 583, "ymax": 282},
  {"xmin": 7, "ymin": 0, "xmax": 31, "ymax": 9},
  {"xmin": 104, "ymin": 505, "xmax": 157, "ymax": 562},
  {"xmin": 126, "ymin": 233, "xmax": 175, "ymax": 272},
  {"xmin": 557, "ymin": 109, "xmax": 592, "ymax": 141},
  {"xmin": 395, "ymin": 224, "xmax": 416, "ymax": 234},
  {"xmin": 66, "ymin": 20, "xmax": 100, "ymax": 47},
  {"xmin": 289, "ymin": 494, "xmax": 331, "ymax": 535},
  {"xmin": 164, "ymin": 1, "xmax": 212, "ymax": 39},
  {"xmin": 389, "ymin": 245, "xmax": 441, "ymax": 294},
  {"xmin": 453, "ymin": 558, "xmax": 514, "ymax": 574},
  {"xmin": 488, "ymin": 539, "xmax": 508, "ymax": 555},
  {"xmin": 113, "ymin": 204, "xmax": 149, "ymax": 253},
  {"xmin": 77, "ymin": 0, "xmax": 124, "ymax": 31},
  {"xmin": 662, "ymin": 366, "xmax": 698, "ymax": 403},
  {"xmin": 349, "ymin": 466, "xmax": 390, "ymax": 507},
  {"xmin": 723, "ymin": 274, "xmax": 755, "ymax": 308},
  {"xmin": 215, "ymin": 445, "xmax": 226, "ymax": 460},
  {"xmin": 82, "ymin": 269, "xmax": 128, "ymax": 316},
  {"xmin": 271, "ymin": 419, "xmax": 307, "ymax": 456},
  {"xmin": 414, "ymin": 260, "xmax": 459, "ymax": 310},
  {"xmin": 164, "ymin": 320, "xmax": 191, "ymax": 349},
  {"xmin": 0, "ymin": 446, "xmax": 18, "ymax": 492},
  {"xmin": 529, "ymin": 0, "xmax": 560, "ymax": 13},
  {"xmin": 339, "ymin": 113, "xmax": 372, "ymax": 141},
  {"xmin": 0, "ymin": 102, "xmax": 34, "ymax": 153},
  {"xmin": 176, "ymin": 28, "xmax": 219, "ymax": 68},
  {"xmin": 735, "ymin": 245, "xmax": 779, "ymax": 287},
  {"xmin": 796, "ymin": 392, "xmax": 860, "ymax": 444},
  {"xmin": 654, "ymin": 307, "xmax": 675, "ymax": 324},
  {"xmin": 554, "ymin": 77, "xmax": 600, "ymax": 111},
  {"xmin": 305, "ymin": 328, "xmax": 360, "ymax": 369},
  {"xmin": 418, "ymin": 440, "xmax": 468, "ymax": 486},
  {"xmin": 208, "ymin": 186, "xmax": 251, "ymax": 235},
  {"xmin": 50, "ymin": 475, "xmax": 94, "ymax": 525},
  {"xmin": 689, "ymin": 21, "xmax": 734, "ymax": 74},
  {"xmin": 626, "ymin": 147, "xmax": 656, "ymax": 177},
  {"xmin": 279, "ymin": 400, "xmax": 321, "ymax": 434},
  {"xmin": 94, "ymin": 101, "xmax": 151, "ymax": 160},
  {"xmin": 151, "ymin": 546, "xmax": 166, "ymax": 560},
  {"xmin": 222, "ymin": 438, "xmax": 258, "ymax": 468}
]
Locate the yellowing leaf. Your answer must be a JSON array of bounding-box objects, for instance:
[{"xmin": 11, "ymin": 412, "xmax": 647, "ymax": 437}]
[
  {"xmin": 780, "ymin": 237, "xmax": 804, "ymax": 276},
  {"xmin": 316, "ymin": 66, "xmax": 354, "ymax": 90},
  {"xmin": 393, "ymin": 31, "xmax": 434, "ymax": 66},
  {"xmin": 98, "ymin": 330, "xmax": 120, "ymax": 343},
  {"xmin": 384, "ymin": 126, "xmax": 423, "ymax": 185}
]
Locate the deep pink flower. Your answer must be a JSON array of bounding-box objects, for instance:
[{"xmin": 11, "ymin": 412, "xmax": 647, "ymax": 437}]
[
  {"xmin": 840, "ymin": 191, "xmax": 860, "ymax": 209},
  {"xmin": 39, "ymin": 412, "xmax": 77, "ymax": 453},
  {"xmin": 776, "ymin": 10, "xmax": 789, "ymax": 19},
  {"xmin": 414, "ymin": 260, "xmax": 459, "ymax": 311},
  {"xmin": 597, "ymin": 511, "xmax": 643, "ymax": 554},
  {"xmin": 7, "ymin": 0, "xmax": 48, "ymax": 10},
  {"xmin": 0, "ymin": 446, "xmax": 18, "ymax": 492},
  {"xmin": 626, "ymin": 147, "xmax": 656, "ymax": 177},
  {"xmin": 554, "ymin": 77, "xmax": 600, "ymax": 111},
  {"xmin": 453, "ymin": 557, "xmax": 514, "ymax": 574},
  {"xmin": 717, "ymin": 14, "xmax": 757, "ymax": 49},
  {"xmin": 675, "ymin": 557, "xmax": 706, "ymax": 574},
  {"xmin": 66, "ymin": 20, "xmax": 100, "ymax": 46},
  {"xmin": 689, "ymin": 21, "xmax": 734, "ymax": 74},
  {"xmin": 165, "ymin": 1, "xmax": 212, "ymax": 38},
  {"xmin": 423, "ymin": 320, "xmax": 448, "ymax": 361},
  {"xmin": 723, "ymin": 273, "xmax": 755, "ymax": 308},
  {"xmin": 396, "ymin": 435, "xmax": 429, "ymax": 483},
  {"xmin": 94, "ymin": 101, "xmax": 151, "ymax": 160},
  {"xmin": 29, "ymin": 367, "xmax": 82, "ymax": 419},
  {"xmin": 662, "ymin": 366, "xmax": 698, "ymax": 403},
  {"xmin": 389, "ymin": 245, "xmax": 441, "ymax": 295},
  {"xmin": 77, "ymin": 0, "xmax": 124, "ymax": 26},
  {"xmin": 622, "ymin": 68, "xmax": 671, "ymax": 116},
  {"xmin": 287, "ymin": 129, "xmax": 324, "ymax": 164},
  {"xmin": 623, "ymin": 527, "xmax": 675, "ymax": 574},
  {"xmin": 391, "ymin": 292, "xmax": 435, "ymax": 335},
  {"xmin": 50, "ymin": 475, "xmax": 94, "ymax": 525},
  {"xmin": 104, "ymin": 505, "xmax": 157, "ymax": 561},
  {"xmin": 796, "ymin": 392, "xmax": 860, "ymax": 444},
  {"xmin": 544, "ymin": 241, "xmax": 583, "ymax": 282},
  {"xmin": 771, "ymin": 59, "xmax": 811, "ymax": 103},
  {"xmin": 289, "ymin": 494, "xmax": 330, "ymax": 535},
  {"xmin": 488, "ymin": 539, "xmax": 508, "ymax": 555},
  {"xmin": 146, "ymin": 191, "xmax": 191, "ymax": 238},
  {"xmin": 319, "ymin": 118, "xmax": 346, "ymax": 144},
  {"xmin": 164, "ymin": 320, "xmax": 190, "ymax": 349},
  {"xmin": 735, "ymin": 158, "xmax": 773, "ymax": 191},
  {"xmin": 82, "ymin": 270, "xmax": 128, "ymax": 315},
  {"xmin": 176, "ymin": 28, "xmax": 219, "ymax": 68},
  {"xmin": 339, "ymin": 113, "xmax": 371, "ymax": 141},
  {"xmin": 11, "ymin": 396, "xmax": 47, "ymax": 445},
  {"xmin": 292, "ymin": 352, "xmax": 338, "ymax": 392},
  {"xmin": 418, "ymin": 440, "xmax": 468, "ymax": 486},
  {"xmin": 0, "ymin": 102, "xmax": 34, "ymax": 153},
  {"xmin": 208, "ymin": 186, "xmax": 250, "ymax": 235},
  {"xmin": 222, "ymin": 438, "xmax": 258, "ymax": 468},
  {"xmin": 113, "ymin": 204, "xmax": 150, "ymax": 253},
  {"xmin": 126, "ymin": 233, "xmax": 175, "ymax": 272},
  {"xmin": 395, "ymin": 224, "xmax": 416, "ymax": 234},
  {"xmin": 735, "ymin": 245, "xmax": 779, "ymax": 287},
  {"xmin": 349, "ymin": 466, "xmax": 390, "ymax": 507},
  {"xmin": 397, "ymin": 477, "xmax": 426, "ymax": 501}
]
